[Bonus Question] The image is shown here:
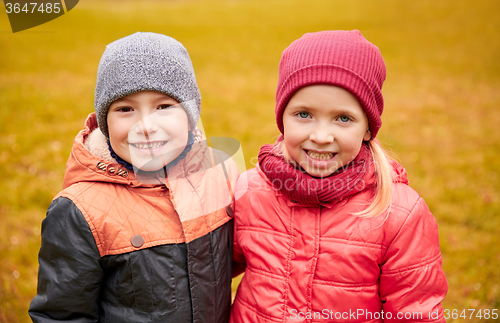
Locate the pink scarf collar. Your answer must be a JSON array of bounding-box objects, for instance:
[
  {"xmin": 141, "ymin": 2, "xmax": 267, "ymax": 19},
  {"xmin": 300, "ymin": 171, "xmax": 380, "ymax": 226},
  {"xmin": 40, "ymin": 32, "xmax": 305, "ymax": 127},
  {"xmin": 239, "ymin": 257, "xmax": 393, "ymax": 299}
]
[{"xmin": 258, "ymin": 141, "xmax": 376, "ymax": 205}]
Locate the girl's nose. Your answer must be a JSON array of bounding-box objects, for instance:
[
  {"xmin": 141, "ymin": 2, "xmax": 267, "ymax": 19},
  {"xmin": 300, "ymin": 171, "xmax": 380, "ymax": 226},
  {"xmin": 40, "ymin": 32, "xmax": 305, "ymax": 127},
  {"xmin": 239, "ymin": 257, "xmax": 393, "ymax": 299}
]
[{"xmin": 310, "ymin": 127, "xmax": 334, "ymax": 144}]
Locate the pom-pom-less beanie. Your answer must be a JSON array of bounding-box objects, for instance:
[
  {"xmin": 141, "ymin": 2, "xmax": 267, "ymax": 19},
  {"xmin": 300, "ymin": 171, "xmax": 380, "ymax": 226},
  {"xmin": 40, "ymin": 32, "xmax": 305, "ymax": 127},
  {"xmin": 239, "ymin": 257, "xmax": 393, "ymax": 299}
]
[
  {"xmin": 94, "ymin": 32, "xmax": 201, "ymax": 138},
  {"xmin": 275, "ymin": 30, "xmax": 386, "ymax": 138}
]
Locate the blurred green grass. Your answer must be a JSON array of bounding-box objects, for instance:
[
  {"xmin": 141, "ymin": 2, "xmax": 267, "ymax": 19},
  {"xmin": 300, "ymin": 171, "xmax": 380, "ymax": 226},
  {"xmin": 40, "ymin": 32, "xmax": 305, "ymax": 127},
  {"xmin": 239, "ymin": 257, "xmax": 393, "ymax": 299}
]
[{"xmin": 1, "ymin": 0, "xmax": 499, "ymax": 321}]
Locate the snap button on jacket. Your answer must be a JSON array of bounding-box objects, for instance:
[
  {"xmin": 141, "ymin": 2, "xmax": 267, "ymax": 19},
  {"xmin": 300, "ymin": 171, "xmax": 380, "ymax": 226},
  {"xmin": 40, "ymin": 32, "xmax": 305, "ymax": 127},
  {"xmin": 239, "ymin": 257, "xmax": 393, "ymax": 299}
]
[{"xmin": 29, "ymin": 113, "xmax": 239, "ymax": 323}]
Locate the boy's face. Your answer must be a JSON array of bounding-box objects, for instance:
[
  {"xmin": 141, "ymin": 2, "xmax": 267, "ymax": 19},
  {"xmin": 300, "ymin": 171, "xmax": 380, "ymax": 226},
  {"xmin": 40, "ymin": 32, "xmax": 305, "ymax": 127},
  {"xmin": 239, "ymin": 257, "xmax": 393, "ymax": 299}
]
[
  {"xmin": 107, "ymin": 90, "xmax": 190, "ymax": 171},
  {"xmin": 282, "ymin": 84, "xmax": 371, "ymax": 177}
]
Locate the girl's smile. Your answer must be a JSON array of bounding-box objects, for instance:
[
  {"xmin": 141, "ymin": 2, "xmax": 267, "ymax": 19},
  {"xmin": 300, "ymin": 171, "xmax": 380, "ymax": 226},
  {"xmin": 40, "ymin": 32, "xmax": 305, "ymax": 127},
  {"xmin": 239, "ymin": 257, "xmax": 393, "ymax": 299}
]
[
  {"xmin": 107, "ymin": 90, "xmax": 190, "ymax": 171},
  {"xmin": 282, "ymin": 84, "xmax": 371, "ymax": 177},
  {"xmin": 304, "ymin": 149, "xmax": 337, "ymax": 170},
  {"xmin": 305, "ymin": 150, "xmax": 336, "ymax": 160}
]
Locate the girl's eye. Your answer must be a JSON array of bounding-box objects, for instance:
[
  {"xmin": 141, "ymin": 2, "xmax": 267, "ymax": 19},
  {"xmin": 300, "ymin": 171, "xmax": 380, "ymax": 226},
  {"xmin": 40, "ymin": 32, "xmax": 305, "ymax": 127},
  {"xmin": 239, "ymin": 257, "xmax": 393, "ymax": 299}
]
[
  {"xmin": 158, "ymin": 104, "xmax": 172, "ymax": 110},
  {"xmin": 117, "ymin": 107, "xmax": 132, "ymax": 112},
  {"xmin": 297, "ymin": 112, "xmax": 310, "ymax": 119},
  {"xmin": 339, "ymin": 115, "xmax": 351, "ymax": 122}
]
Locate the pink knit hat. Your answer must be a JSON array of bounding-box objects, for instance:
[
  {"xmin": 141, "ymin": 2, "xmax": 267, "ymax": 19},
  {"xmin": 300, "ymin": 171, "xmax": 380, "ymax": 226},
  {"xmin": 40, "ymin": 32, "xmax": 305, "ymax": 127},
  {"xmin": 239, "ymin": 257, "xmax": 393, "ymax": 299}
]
[{"xmin": 275, "ymin": 30, "xmax": 386, "ymax": 138}]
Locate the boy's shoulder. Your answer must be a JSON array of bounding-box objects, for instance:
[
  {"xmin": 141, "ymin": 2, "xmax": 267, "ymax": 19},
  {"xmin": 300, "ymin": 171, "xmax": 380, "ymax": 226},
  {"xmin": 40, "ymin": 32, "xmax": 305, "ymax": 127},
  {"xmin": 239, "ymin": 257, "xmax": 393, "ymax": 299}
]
[
  {"xmin": 53, "ymin": 180, "xmax": 185, "ymax": 257},
  {"xmin": 55, "ymin": 181, "xmax": 103, "ymax": 205},
  {"xmin": 56, "ymin": 179, "xmax": 125, "ymax": 203}
]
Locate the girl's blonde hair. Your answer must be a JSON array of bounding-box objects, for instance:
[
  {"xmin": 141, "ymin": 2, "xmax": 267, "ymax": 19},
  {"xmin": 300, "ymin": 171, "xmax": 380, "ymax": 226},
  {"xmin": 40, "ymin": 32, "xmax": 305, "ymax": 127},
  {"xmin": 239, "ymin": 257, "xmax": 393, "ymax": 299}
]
[
  {"xmin": 353, "ymin": 139, "xmax": 393, "ymax": 218},
  {"xmin": 275, "ymin": 139, "xmax": 393, "ymax": 219}
]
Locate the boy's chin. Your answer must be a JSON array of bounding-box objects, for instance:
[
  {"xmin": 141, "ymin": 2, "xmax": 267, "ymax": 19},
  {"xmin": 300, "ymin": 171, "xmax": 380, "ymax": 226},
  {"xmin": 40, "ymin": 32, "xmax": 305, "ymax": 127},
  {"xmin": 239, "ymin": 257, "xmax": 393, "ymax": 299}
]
[
  {"xmin": 135, "ymin": 164, "xmax": 166, "ymax": 172},
  {"xmin": 131, "ymin": 155, "xmax": 179, "ymax": 172}
]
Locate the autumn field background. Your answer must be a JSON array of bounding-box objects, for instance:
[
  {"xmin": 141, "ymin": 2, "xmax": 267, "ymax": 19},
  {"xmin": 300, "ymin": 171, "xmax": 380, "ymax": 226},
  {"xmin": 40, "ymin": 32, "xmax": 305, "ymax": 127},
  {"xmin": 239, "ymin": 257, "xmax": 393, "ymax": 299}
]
[{"xmin": 1, "ymin": 0, "xmax": 499, "ymax": 322}]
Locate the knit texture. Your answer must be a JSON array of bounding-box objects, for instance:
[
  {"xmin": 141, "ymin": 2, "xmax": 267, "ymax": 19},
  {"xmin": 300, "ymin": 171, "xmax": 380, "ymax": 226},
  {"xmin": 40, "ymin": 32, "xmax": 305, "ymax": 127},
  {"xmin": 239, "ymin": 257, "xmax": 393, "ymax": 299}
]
[
  {"xmin": 258, "ymin": 141, "xmax": 376, "ymax": 205},
  {"xmin": 275, "ymin": 30, "xmax": 386, "ymax": 138},
  {"xmin": 95, "ymin": 32, "xmax": 201, "ymax": 138}
]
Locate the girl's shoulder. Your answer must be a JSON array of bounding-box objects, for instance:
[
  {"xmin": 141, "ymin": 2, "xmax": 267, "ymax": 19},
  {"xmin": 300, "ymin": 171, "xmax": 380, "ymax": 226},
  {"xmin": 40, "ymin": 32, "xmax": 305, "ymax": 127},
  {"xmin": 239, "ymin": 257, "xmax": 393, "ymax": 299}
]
[
  {"xmin": 236, "ymin": 166, "xmax": 273, "ymax": 190},
  {"xmin": 385, "ymin": 182, "xmax": 439, "ymax": 240},
  {"xmin": 386, "ymin": 158, "xmax": 424, "ymax": 212},
  {"xmin": 234, "ymin": 166, "xmax": 278, "ymax": 201},
  {"xmin": 391, "ymin": 181, "xmax": 421, "ymax": 211}
]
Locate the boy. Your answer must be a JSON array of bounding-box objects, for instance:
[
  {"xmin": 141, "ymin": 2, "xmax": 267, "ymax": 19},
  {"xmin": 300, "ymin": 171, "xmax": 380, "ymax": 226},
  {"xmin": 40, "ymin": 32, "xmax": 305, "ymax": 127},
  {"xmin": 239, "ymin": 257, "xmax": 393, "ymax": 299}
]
[{"xmin": 29, "ymin": 32, "xmax": 238, "ymax": 323}]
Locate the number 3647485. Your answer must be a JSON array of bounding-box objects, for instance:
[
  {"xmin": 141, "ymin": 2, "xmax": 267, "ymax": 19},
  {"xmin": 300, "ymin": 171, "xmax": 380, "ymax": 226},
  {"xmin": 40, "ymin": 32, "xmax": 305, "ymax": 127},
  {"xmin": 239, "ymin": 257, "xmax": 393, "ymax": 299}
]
[
  {"xmin": 443, "ymin": 309, "xmax": 498, "ymax": 320},
  {"xmin": 5, "ymin": 3, "xmax": 62, "ymax": 14}
]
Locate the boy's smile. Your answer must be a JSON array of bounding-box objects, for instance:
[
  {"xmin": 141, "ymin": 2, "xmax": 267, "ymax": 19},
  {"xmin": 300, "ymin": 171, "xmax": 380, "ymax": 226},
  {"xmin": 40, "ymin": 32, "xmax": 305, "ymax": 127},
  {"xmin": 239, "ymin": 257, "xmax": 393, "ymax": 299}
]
[
  {"xmin": 282, "ymin": 85, "xmax": 371, "ymax": 177},
  {"xmin": 130, "ymin": 141, "xmax": 167, "ymax": 150},
  {"xmin": 107, "ymin": 90, "xmax": 190, "ymax": 171}
]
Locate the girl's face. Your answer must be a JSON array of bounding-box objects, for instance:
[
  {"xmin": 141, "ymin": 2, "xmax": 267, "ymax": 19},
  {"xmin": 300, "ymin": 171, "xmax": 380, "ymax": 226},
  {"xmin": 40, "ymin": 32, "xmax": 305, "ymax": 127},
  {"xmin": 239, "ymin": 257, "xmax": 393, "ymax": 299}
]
[
  {"xmin": 282, "ymin": 84, "xmax": 371, "ymax": 177},
  {"xmin": 107, "ymin": 90, "xmax": 190, "ymax": 171}
]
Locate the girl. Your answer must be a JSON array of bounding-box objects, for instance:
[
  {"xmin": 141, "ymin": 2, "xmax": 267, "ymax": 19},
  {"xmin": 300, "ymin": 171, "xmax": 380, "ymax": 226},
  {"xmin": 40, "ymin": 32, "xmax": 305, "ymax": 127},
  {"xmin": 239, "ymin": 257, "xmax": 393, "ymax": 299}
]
[
  {"xmin": 231, "ymin": 30, "xmax": 447, "ymax": 322},
  {"xmin": 29, "ymin": 32, "xmax": 239, "ymax": 323}
]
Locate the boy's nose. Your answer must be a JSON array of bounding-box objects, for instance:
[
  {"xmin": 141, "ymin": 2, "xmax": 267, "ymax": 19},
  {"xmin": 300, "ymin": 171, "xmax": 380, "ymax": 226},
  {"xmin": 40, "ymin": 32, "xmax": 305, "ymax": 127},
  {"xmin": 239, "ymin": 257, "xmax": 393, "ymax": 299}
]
[
  {"xmin": 132, "ymin": 114, "xmax": 159, "ymax": 136},
  {"xmin": 310, "ymin": 128, "xmax": 334, "ymax": 144}
]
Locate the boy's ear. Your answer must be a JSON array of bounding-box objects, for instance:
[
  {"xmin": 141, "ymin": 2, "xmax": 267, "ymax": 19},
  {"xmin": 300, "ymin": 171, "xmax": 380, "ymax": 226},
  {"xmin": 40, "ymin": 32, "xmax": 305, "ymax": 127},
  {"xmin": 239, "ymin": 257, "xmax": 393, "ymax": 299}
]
[{"xmin": 363, "ymin": 129, "xmax": 372, "ymax": 141}]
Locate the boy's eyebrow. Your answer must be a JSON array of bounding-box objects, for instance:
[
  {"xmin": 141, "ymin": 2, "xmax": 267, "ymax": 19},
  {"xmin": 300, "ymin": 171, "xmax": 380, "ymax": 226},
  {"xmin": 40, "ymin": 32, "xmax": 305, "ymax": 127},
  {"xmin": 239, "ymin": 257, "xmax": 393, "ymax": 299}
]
[
  {"xmin": 112, "ymin": 97, "xmax": 136, "ymax": 104},
  {"xmin": 153, "ymin": 94, "xmax": 177, "ymax": 101},
  {"xmin": 111, "ymin": 94, "xmax": 177, "ymax": 104}
]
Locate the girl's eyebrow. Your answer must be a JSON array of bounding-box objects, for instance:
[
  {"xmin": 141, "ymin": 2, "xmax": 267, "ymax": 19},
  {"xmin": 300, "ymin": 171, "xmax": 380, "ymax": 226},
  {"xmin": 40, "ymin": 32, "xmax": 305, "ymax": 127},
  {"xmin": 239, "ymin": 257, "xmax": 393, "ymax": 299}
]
[
  {"xmin": 286, "ymin": 103, "xmax": 314, "ymax": 111},
  {"xmin": 289, "ymin": 103, "xmax": 359, "ymax": 116},
  {"xmin": 331, "ymin": 107, "xmax": 359, "ymax": 115}
]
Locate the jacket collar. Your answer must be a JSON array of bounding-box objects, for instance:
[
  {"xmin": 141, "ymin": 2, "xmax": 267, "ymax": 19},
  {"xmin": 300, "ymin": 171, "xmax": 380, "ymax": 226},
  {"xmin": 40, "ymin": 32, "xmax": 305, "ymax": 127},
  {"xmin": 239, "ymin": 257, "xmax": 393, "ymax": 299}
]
[{"xmin": 62, "ymin": 113, "xmax": 209, "ymax": 190}]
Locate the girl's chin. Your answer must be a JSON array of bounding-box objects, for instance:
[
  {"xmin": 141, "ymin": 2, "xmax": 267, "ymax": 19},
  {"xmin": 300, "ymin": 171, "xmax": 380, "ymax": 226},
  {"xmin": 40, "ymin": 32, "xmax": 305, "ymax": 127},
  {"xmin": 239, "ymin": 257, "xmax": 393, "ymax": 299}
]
[
  {"xmin": 300, "ymin": 153, "xmax": 341, "ymax": 177},
  {"xmin": 304, "ymin": 167, "xmax": 338, "ymax": 178}
]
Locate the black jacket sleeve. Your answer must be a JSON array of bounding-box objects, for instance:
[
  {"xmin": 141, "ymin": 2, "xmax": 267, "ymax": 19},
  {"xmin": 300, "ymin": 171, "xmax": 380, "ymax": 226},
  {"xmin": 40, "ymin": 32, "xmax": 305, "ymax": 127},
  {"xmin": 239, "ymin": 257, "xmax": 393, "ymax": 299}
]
[{"xmin": 29, "ymin": 197, "xmax": 103, "ymax": 322}]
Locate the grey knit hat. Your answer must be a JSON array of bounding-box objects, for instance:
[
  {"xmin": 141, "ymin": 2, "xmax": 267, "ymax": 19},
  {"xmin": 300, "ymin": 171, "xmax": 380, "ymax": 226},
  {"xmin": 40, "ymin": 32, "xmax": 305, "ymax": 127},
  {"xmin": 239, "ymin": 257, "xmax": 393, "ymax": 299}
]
[{"xmin": 94, "ymin": 32, "xmax": 201, "ymax": 138}]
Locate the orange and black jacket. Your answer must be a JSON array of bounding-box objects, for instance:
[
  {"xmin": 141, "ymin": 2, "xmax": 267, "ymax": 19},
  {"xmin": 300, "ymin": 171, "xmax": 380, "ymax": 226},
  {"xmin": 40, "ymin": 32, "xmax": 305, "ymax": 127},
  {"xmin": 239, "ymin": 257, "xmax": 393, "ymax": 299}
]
[{"xmin": 29, "ymin": 113, "xmax": 239, "ymax": 323}]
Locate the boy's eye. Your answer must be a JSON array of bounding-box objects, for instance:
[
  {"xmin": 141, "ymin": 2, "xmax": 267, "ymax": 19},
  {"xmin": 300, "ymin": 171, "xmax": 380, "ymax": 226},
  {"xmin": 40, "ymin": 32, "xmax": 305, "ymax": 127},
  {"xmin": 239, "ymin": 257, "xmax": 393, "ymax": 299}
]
[
  {"xmin": 297, "ymin": 112, "xmax": 310, "ymax": 119},
  {"xmin": 117, "ymin": 107, "xmax": 132, "ymax": 112},
  {"xmin": 339, "ymin": 115, "xmax": 351, "ymax": 122},
  {"xmin": 158, "ymin": 104, "xmax": 172, "ymax": 110}
]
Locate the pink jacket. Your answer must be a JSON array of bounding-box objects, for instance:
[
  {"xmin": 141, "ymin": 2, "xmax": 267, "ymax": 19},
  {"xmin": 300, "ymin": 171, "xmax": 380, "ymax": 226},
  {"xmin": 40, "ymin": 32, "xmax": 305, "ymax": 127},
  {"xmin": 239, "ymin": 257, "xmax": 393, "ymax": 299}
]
[{"xmin": 231, "ymin": 163, "xmax": 447, "ymax": 323}]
